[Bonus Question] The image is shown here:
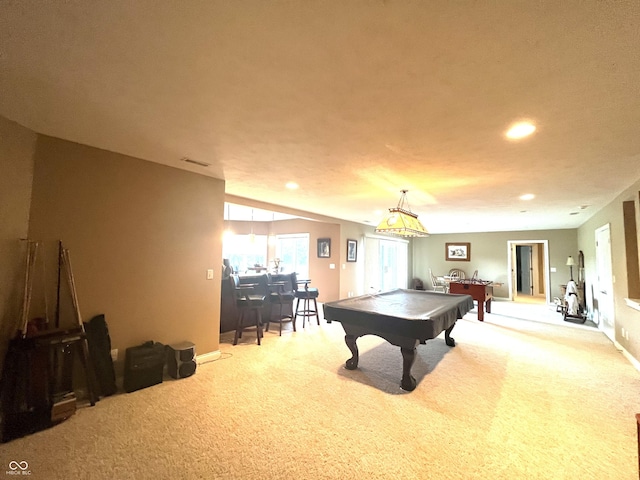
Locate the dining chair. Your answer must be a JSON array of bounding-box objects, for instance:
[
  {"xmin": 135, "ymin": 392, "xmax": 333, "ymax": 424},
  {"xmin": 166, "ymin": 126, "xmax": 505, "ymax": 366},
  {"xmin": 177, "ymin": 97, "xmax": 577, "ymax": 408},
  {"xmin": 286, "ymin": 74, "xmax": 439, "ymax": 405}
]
[
  {"xmin": 429, "ymin": 269, "xmax": 447, "ymax": 293},
  {"xmin": 449, "ymin": 268, "xmax": 466, "ymax": 280}
]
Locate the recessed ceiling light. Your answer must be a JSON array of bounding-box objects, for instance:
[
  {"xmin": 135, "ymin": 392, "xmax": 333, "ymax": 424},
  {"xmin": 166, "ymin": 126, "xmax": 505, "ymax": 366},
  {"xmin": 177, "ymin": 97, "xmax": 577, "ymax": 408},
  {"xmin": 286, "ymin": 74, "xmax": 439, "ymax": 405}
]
[
  {"xmin": 519, "ymin": 193, "xmax": 535, "ymax": 201},
  {"xmin": 506, "ymin": 122, "xmax": 536, "ymax": 140},
  {"xmin": 285, "ymin": 182, "xmax": 299, "ymax": 190}
]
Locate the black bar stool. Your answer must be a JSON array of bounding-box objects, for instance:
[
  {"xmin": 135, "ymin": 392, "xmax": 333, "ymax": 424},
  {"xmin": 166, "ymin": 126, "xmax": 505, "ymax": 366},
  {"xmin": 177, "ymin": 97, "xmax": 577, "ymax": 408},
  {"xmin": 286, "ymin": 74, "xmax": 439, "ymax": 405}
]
[
  {"xmin": 266, "ymin": 274, "xmax": 295, "ymax": 336},
  {"xmin": 292, "ymin": 273, "xmax": 320, "ymax": 328},
  {"xmin": 230, "ymin": 275, "xmax": 266, "ymax": 345}
]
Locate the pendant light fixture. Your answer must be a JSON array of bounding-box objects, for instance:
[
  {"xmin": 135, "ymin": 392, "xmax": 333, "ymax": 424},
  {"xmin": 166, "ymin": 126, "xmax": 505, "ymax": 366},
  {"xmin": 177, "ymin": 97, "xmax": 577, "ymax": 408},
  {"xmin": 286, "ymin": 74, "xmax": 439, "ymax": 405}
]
[
  {"xmin": 268, "ymin": 212, "xmax": 276, "ymax": 246},
  {"xmin": 375, "ymin": 190, "xmax": 429, "ymax": 237},
  {"xmin": 223, "ymin": 203, "xmax": 233, "ymax": 242},
  {"xmin": 248, "ymin": 209, "xmax": 255, "ymax": 243}
]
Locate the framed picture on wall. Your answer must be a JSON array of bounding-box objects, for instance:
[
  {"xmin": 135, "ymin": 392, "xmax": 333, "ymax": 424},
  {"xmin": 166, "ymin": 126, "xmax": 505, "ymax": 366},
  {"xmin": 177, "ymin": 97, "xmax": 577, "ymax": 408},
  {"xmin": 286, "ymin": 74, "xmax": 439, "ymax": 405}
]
[
  {"xmin": 445, "ymin": 242, "xmax": 471, "ymax": 261},
  {"xmin": 317, "ymin": 238, "xmax": 331, "ymax": 258},
  {"xmin": 346, "ymin": 239, "xmax": 357, "ymax": 262}
]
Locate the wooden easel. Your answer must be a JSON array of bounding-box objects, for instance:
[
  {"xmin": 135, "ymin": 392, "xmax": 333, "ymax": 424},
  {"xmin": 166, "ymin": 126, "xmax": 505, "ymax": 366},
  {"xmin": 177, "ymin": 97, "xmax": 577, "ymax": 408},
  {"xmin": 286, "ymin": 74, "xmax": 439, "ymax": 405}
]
[{"xmin": 1, "ymin": 241, "xmax": 97, "ymax": 442}]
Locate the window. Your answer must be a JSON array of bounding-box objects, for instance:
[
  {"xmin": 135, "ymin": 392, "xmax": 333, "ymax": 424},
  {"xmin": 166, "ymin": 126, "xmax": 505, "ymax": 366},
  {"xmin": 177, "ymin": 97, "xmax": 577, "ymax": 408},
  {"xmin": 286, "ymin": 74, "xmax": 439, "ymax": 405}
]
[
  {"xmin": 223, "ymin": 234, "xmax": 267, "ymax": 274},
  {"xmin": 276, "ymin": 234, "xmax": 309, "ymax": 278}
]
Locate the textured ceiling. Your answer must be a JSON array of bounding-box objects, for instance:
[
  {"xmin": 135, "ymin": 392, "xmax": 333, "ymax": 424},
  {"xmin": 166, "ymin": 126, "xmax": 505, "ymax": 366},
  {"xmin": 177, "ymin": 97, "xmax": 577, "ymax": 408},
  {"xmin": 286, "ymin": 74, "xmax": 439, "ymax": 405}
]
[{"xmin": 2, "ymin": 1, "xmax": 640, "ymax": 233}]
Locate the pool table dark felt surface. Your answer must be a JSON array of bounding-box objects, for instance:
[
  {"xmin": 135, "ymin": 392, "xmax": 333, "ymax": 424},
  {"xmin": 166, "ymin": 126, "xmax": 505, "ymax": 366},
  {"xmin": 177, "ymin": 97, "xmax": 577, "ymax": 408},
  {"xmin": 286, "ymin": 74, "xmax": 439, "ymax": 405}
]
[{"xmin": 323, "ymin": 289, "xmax": 474, "ymax": 342}]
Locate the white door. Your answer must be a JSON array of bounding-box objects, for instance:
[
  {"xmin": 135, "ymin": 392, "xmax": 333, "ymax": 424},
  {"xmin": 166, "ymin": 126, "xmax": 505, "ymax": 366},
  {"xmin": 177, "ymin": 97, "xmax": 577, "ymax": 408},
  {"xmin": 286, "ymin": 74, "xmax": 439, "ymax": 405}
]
[
  {"xmin": 380, "ymin": 238, "xmax": 408, "ymax": 291},
  {"xmin": 595, "ymin": 224, "xmax": 615, "ymax": 341},
  {"xmin": 363, "ymin": 235, "xmax": 408, "ymax": 293}
]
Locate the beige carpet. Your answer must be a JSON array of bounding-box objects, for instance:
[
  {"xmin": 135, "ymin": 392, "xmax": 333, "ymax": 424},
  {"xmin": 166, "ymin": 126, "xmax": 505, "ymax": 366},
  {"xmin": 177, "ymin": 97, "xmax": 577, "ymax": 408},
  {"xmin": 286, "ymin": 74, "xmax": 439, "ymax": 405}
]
[{"xmin": 1, "ymin": 300, "xmax": 639, "ymax": 479}]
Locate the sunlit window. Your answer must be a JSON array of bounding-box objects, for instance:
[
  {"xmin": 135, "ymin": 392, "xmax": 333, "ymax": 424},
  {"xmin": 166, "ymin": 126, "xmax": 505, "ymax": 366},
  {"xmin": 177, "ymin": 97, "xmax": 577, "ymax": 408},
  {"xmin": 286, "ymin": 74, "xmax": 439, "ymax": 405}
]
[
  {"xmin": 223, "ymin": 235, "xmax": 267, "ymax": 274},
  {"xmin": 276, "ymin": 234, "xmax": 309, "ymax": 278}
]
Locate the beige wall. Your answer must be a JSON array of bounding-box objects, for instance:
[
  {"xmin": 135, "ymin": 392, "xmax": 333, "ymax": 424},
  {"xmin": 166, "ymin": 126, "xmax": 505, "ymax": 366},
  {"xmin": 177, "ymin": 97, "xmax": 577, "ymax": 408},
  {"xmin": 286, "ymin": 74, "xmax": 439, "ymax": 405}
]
[
  {"xmin": 270, "ymin": 219, "xmax": 341, "ymax": 302},
  {"xmin": 0, "ymin": 116, "xmax": 37, "ymax": 367},
  {"xmin": 335, "ymin": 222, "xmax": 377, "ymax": 298},
  {"xmin": 578, "ymin": 177, "xmax": 640, "ymax": 361},
  {"xmin": 412, "ymin": 229, "xmax": 578, "ymax": 299},
  {"xmin": 27, "ymin": 136, "xmax": 225, "ymax": 370}
]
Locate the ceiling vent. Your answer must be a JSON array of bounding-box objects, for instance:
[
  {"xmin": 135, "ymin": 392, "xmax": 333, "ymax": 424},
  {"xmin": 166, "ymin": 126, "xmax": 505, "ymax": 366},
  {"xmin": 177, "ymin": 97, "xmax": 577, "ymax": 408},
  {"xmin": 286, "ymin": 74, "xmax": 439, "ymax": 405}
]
[{"xmin": 181, "ymin": 157, "xmax": 210, "ymax": 168}]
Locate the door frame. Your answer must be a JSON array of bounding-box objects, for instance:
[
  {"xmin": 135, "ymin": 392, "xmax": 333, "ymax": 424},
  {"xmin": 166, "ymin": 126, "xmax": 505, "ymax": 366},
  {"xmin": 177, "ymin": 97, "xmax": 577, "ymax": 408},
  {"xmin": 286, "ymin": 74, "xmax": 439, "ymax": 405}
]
[
  {"xmin": 594, "ymin": 223, "xmax": 615, "ymax": 341},
  {"xmin": 507, "ymin": 240, "xmax": 551, "ymax": 303}
]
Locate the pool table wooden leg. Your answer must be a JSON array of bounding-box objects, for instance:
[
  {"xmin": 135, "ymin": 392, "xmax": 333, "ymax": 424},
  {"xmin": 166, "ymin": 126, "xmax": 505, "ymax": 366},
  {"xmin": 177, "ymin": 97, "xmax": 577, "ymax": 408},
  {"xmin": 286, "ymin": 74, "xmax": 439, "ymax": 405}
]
[
  {"xmin": 400, "ymin": 347, "xmax": 417, "ymax": 391},
  {"xmin": 444, "ymin": 323, "xmax": 456, "ymax": 347},
  {"xmin": 344, "ymin": 334, "xmax": 359, "ymax": 370}
]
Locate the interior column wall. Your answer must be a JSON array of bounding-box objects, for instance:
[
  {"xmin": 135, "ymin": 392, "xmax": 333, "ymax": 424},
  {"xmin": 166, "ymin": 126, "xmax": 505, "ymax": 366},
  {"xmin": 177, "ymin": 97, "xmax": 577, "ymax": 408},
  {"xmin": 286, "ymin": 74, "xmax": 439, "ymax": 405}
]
[
  {"xmin": 27, "ymin": 135, "xmax": 225, "ymax": 370},
  {"xmin": 578, "ymin": 176, "xmax": 640, "ymax": 361}
]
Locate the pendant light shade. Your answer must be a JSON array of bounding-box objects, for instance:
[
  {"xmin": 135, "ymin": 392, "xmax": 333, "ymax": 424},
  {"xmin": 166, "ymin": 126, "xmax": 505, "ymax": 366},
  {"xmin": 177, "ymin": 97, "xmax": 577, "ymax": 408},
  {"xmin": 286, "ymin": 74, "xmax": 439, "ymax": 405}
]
[
  {"xmin": 248, "ymin": 209, "xmax": 255, "ymax": 243},
  {"xmin": 375, "ymin": 190, "xmax": 429, "ymax": 237}
]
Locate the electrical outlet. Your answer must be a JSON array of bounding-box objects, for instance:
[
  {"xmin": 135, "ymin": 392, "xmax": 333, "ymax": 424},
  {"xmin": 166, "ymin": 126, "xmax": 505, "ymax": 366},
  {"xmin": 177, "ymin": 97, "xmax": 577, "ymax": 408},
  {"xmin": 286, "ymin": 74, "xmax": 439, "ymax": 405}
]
[{"xmin": 110, "ymin": 349, "xmax": 118, "ymax": 362}]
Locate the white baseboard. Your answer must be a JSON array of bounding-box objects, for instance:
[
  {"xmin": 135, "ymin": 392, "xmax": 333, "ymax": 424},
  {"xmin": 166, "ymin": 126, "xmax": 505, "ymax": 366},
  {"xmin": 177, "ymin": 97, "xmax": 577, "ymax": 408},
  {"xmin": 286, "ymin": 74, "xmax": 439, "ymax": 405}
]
[
  {"xmin": 196, "ymin": 350, "xmax": 221, "ymax": 365},
  {"xmin": 617, "ymin": 341, "xmax": 640, "ymax": 372}
]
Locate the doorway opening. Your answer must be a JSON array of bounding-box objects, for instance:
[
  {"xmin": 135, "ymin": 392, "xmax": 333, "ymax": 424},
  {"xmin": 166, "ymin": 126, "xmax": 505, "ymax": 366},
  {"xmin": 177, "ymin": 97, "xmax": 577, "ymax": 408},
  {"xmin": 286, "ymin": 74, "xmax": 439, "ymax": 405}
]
[{"xmin": 507, "ymin": 240, "xmax": 550, "ymax": 305}]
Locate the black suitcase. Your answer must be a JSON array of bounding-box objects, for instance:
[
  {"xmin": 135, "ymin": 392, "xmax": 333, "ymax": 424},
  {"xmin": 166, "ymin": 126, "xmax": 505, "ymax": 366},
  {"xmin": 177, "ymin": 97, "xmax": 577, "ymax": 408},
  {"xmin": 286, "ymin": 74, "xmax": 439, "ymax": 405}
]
[
  {"xmin": 84, "ymin": 314, "xmax": 117, "ymax": 397},
  {"xmin": 123, "ymin": 341, "xmax": 165, "ymax": 393}
]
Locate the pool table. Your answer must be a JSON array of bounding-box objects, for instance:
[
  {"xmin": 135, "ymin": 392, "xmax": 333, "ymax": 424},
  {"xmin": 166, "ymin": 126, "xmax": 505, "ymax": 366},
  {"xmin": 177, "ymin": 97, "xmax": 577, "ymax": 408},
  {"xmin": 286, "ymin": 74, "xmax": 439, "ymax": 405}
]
[{"xmin": 323, "ymin": 289, "xmax": 474, "ymax": 391}]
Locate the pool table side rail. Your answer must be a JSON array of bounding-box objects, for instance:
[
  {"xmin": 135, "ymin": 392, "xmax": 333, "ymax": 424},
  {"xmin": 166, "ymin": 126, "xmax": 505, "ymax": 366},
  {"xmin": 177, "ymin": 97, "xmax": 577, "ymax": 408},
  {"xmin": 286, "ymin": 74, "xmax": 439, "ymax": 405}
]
[{"xmin": 323, "ymin": 289, "xmax": 474, "ymax": 342}]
